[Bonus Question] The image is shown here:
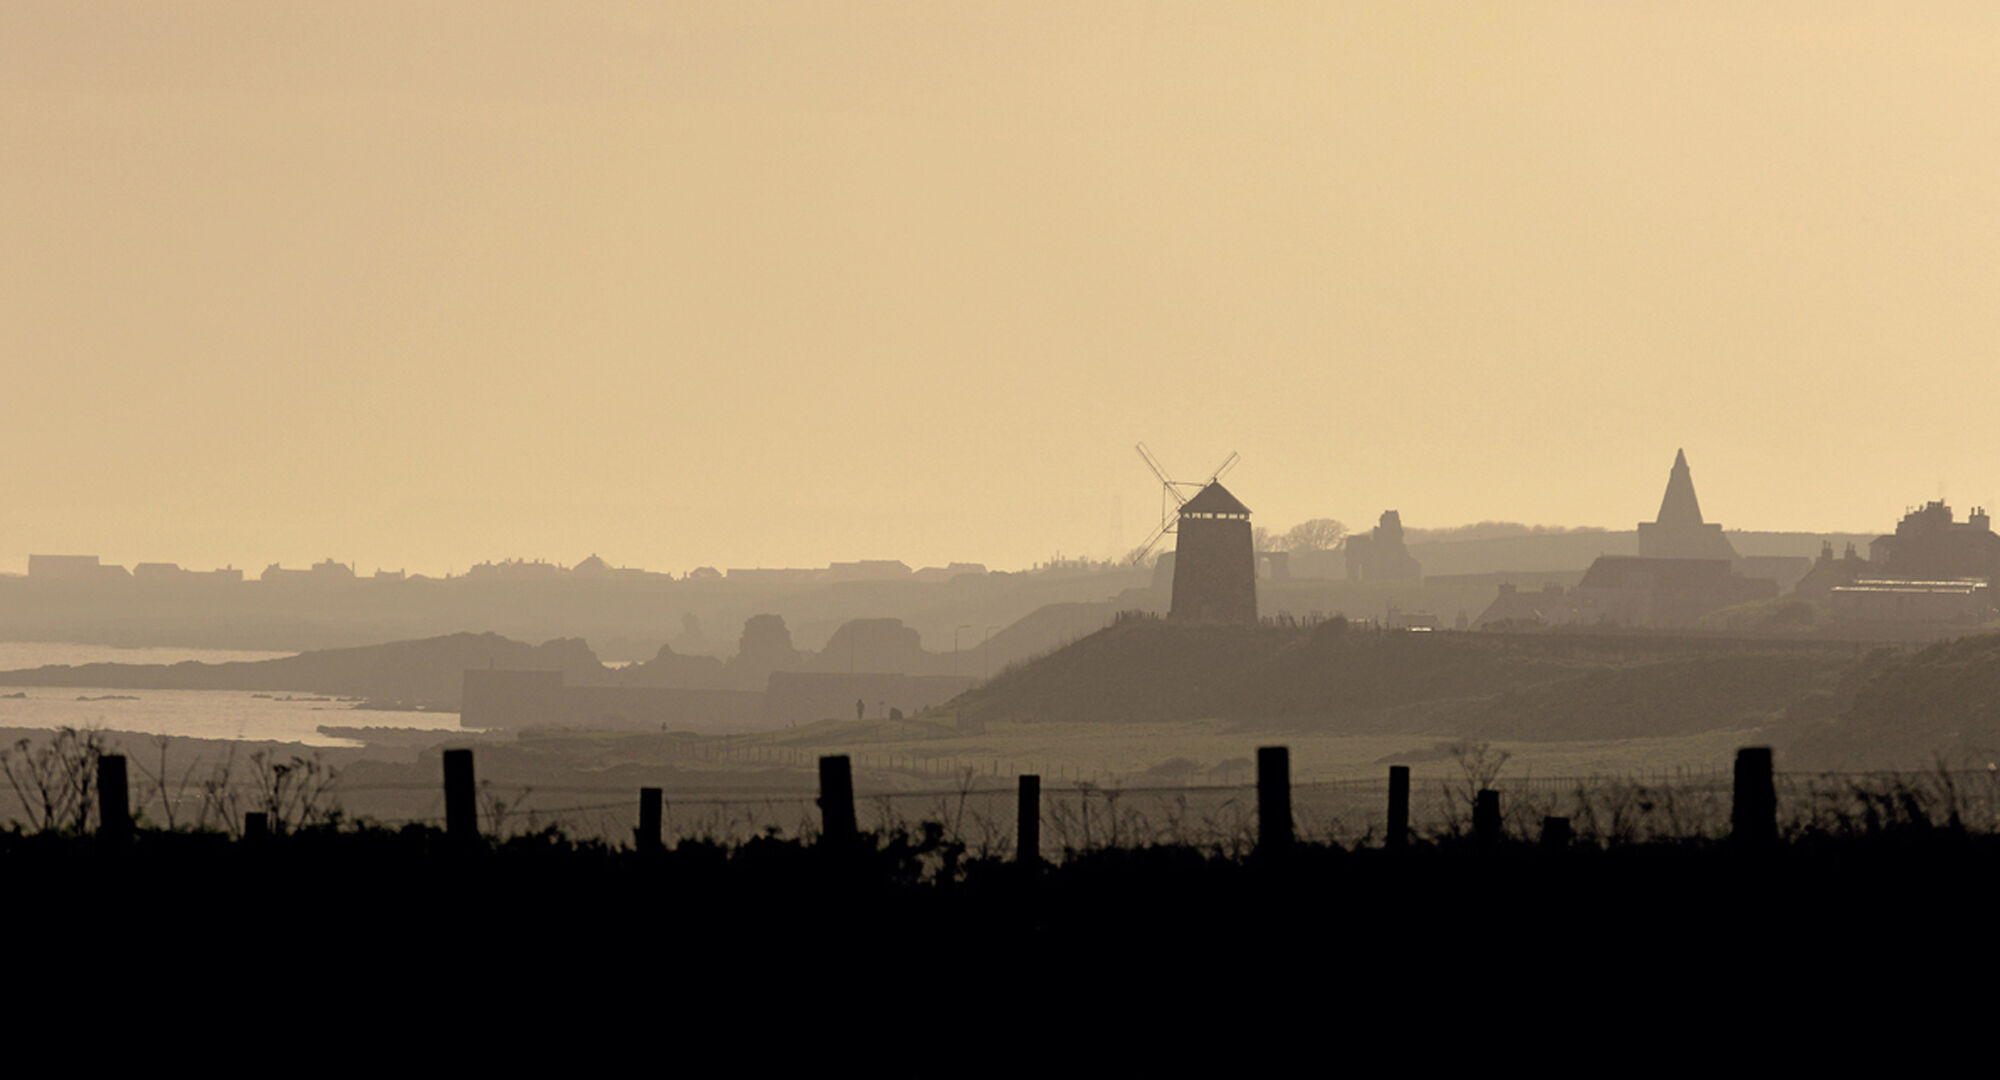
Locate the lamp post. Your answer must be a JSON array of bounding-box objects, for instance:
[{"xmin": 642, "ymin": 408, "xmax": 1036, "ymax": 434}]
[
  {"xmin": 983, "ymin": 626, "xmax": 999, "ymax": 679},
  {"xmin": 953, "ymin": 625, "xmax": 970, "ymax": 676}
]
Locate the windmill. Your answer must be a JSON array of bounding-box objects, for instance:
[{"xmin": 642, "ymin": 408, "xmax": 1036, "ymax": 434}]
[{"xmin": 1127, "ymin": 443, "xmax": 1240, "ymax": 565}]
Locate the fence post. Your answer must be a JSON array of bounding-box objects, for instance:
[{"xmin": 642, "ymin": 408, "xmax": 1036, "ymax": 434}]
[
  {"xmin": 1540, "ymin": 816, "xmax": 1572, "ymax": 849},
  {"xmin": 636, "ymin": 787, "xmax": 663, "ymax": 851},
  {"xmin": 95, "ymin": 756, "xmax": 131, "ymax": 840},
  {"xmin": 1017, "ymin": 774, "xmax": 1041, "ymax": 869},
  {"xmin": 1474, "ymin": 788, "xmax": 1501, "ymax": 845},
  {"xmin": 818, "ymin": 755, "xmax": 856, "ymax": 845},
  {"xmin": 1731, "ymin": 747, "xmax": 1776, "ymax": 846},
  {"xmin": 97, "ymin": 754, "xmax": 130, "ymax": 839},
  {"xmin": 1386, "ymin": 765, "xmax": 1410, "ymax": 850},
  {"xmin": 443, "ymin": 748, "xmax": 478, "ymax": 845},
  {"xmin": 1257, "ymin": 746, "xmax": 1292, "ymax": 852},
  {"xmin": 244, "ymin": 811, "xmax": 269, "ymax": 840}
]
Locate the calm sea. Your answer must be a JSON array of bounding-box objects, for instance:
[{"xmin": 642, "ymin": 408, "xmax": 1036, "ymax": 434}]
[{"xmin": 0, "ymin": 642, "xmax": 462, "ymax": 747}]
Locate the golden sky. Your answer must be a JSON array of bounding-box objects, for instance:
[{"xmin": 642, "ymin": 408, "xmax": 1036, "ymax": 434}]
[{"xmin": 3, "ymin": 4, "xmax": 1996, "ymax": 574}]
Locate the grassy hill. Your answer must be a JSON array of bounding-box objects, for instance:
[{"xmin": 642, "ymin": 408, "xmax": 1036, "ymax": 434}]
[
  {"xmin": 1777, "ymin": 634, "xmax": 2000, "ymax": 769},
  {"xmin": 945, "ymin": 617, "xmax": 1866, "ymax": 743}
]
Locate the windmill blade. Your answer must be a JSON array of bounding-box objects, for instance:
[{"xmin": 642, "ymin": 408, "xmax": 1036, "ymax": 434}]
[
  {"xmin": 1205, "ymin": 451, "xmax": 1240, "ymax": 485},
  {"xmin": 1135, "ymin": 442, "xmax": 1189, "ymax": 506},
  {"xmin": 1129, "ymin": 517, "xmax": 1175, "ymax": 565},
  {"xmin": 1133, "ymin": 439, "xmax": 1223, "ymax": 562}
]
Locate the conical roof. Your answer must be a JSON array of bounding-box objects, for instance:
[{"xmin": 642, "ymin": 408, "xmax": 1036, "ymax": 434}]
[
  {"xmin": 1655, "ymin": 449, "xmax": 1706, "ymax": 526},
  {"xmin": 1180, "ymin": 481, "xmax": 1250, "ymax": 516}
]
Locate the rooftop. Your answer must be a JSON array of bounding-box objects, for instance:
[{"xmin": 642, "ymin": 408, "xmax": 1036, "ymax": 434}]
[{"xmin": 1179, "ymin": 482, "xmax": 1250, "ymax": 517}]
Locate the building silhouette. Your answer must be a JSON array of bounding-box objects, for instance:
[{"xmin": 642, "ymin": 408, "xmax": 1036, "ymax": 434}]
[
  {"xmin": 1476, "ymin": 451, "xmax": 1774, "ymax": 628},
  {"xmin": 1793, "ymin": 540, "xmax": 1870, "ymax": 600},
  {"xmin": 1637, "ymin": 449, "xmax": 1737, "ymax": 560},
  {"xmin": 1344, "ymin": 510, "xmax": 1421, "ymax": 581},
  {"xmin": 1168, "ymin": 482, "xmax": 1257, "ymax": 624},
  {"xmin": 1829, "ymin": 578, "xmax": 1991, "ymax": 625},
  {"xmin": 1868, "ymin": 500, "xmax": 2000, "ymax": 582}
]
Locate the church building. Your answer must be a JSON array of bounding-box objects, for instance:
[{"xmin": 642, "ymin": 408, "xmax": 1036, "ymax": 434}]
[{"xmin": 1636, "ymin": 449, "xmax": 1737, "ymax": 561}]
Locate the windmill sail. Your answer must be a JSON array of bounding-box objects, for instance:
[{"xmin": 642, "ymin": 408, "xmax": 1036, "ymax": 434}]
[{"xmin": 1128, "ymin": 445, "xmax": 1240, "ymax": 564}]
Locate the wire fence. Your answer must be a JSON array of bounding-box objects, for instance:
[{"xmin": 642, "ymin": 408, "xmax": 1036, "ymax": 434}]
[
  {"xmin": 199, "ymin": 767, "xmax": 2000, "ymax": 859},
  {"xmin": 10, "ymin": 722, "xmax": 1999, "ymax": 856},
  {"xmin": 583, "ymin": 737, "xmax": 1244, "ymax": 787}
]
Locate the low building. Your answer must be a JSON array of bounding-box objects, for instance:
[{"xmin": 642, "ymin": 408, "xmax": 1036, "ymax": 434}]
[
  {"xmin": 824, "ymin": 560, "xmax": 913, "ymax": 582},
  {"xmin": 27, "ymin": 554, "xmax": 129, "ymax": 582},
  {"xmin": 1564, "ymin": 556, "xmax": 1776, "ymax": 629},
  {"xmin": 261, "ymin": 559, "xmax": 357, "ymax": 584},
  {"xmin": 463, "ymin": 558, "xmax": 560, "ymax": 580},
  {"xmin": 1473, "ymin": 582, "xmax": 1582, "ymax": 629},
  {"xmin": 569, "ymin": 554, "xmax": 647, "ymax": 580},
  {"xmin": 911, "ymin": 562, "xmax": 989, "ymax": 583},
  {"xmin": 1829, "ymin": 579, "xmax": 1992, "ymax": 625},
  {"xmin": 1385, "ymin": 606, "xmax": 1440, "ymax": 631},
  {"xmin": 1733, "ymin": 555, "xmax": 1812, "ymax": 594},
  {"xmin": 724, "ymin": 567, "xmax": 824, "ymax": 584},
  {"xmin": 1794, "ymin": 541, "xmax": 1870, "ymax": 600},
  {"xmin": 134, "ymin": 562, "xmax": 244, "ymax": 585}
]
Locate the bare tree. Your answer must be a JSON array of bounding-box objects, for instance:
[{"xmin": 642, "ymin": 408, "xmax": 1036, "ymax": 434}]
[
  {"xmin": 479, "ymin": 779, "xmax": 531, "ymax": 840},
  {"xmin": 130, "ymin": 734, "xmax": 204, "ymax": 830},
  {"xmin": 0, "ymin": 727, "xmax": 110, "ymax": 833},
  {"xmin": 1284, "ymin": 518, "xmax": 1347, "ymax": 552},
  {"xmin": 244, "ymin": 750, "xmax": 341, "ymax": 833},
  {"xmin": 198, "ymin": 745, "xmax": 243, "ymax": 836}
]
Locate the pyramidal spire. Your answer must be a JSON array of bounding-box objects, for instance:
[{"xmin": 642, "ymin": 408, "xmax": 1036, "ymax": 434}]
[{"xmin": 1655, "ymin": 448, "xmax": 1705, "ymax": 526}]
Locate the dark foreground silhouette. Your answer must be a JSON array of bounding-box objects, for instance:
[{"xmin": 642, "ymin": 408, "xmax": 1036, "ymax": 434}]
[
  {"xmin": 8, "ymin": 748, "xmax": 1982, "ymax": 1045},
  {"xmin": 8, "ymin": 819, "xmax": 1990, "ymax": 1023}
]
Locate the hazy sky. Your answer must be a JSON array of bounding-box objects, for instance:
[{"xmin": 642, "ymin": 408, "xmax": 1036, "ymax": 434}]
[{"xmin": 4, "ymin": 4, "xmax": 1996, "ymax": 575}]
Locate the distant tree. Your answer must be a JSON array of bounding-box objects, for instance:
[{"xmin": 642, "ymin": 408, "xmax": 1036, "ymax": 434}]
[
  {"xmin": 1400, "ymin": 522, "xmax": 1609, "ymax": 544},
  {"xmin": 1284, "ymin": 518, "xmax": 1347, "ymax": 552},
  {"xmin": 736, "ymin": 614, "xmax": 797, "ymax": 668},
  {"xmin": 1252, "ymin": 525, "xmax": 1276, "ymax": 552}
]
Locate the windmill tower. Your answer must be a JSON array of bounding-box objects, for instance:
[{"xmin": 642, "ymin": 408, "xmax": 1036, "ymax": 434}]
[{"xmin": 1127, "ymin": 444, "xmax": 1257, "ymax": 625}]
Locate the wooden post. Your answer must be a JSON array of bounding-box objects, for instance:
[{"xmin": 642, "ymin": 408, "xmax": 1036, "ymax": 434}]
[
  {"xmin": 97, "ymin": 754, "xmax": 130, "ymax": 838},
  {"xmin": 1474, "ymin": 788, "xmax": 1501, "ymax": 845},
  {"xmin": 1386, "ymin": 765, "xmax": 1410, "ymax": 850},
  {"xmin": 1257, "ymin": 746, "xmax": 1292, "ymax": 852},
  {"xmin": 1017, "ymin": 774, "xmax": 1041, "ymax": 868},
  {"xmin": 636, "ymin": 787, "xmax": 663, "ymax": 851},
  {"xmin": 244, "ymin": 811, "xmax": 269, "ymax": 840},
  {"xmin": 1540, "ymin": 816, "xmax": 1572, "ymax": 849},
  {"xmin": 1732, "ymin": 747, "xmax": 1777, "ymax": 846},
  {"xmin": 443, "ymin": 748, "xmax": 478, "ymax": 845},
  {"xmin": 818, "ymin": 755, "xmax": 856, "ymax": 844}
]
